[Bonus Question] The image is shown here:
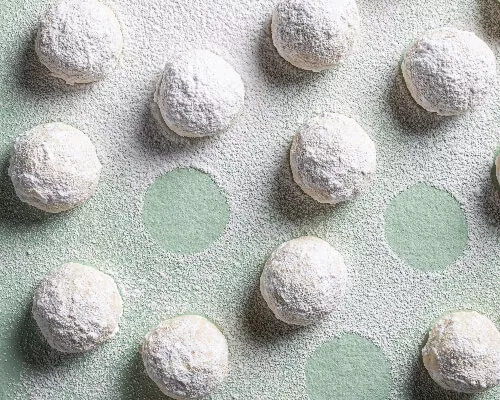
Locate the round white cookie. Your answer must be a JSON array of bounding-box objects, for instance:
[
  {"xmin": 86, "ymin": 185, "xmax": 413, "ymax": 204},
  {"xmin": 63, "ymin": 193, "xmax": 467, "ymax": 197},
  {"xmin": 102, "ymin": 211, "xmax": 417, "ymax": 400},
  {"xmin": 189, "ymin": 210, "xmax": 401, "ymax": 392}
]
[
  {"xmin": 271, "ymin": 0, "xmax": 360, "ymax": 72},
  {"xmin": 155, "ymin": 50, "xmax": 245, "ymax": 138},
  {"xmin": 290, "ymin": 112, "xmax": 376, "ymax": 204},
  {"xmin": 8, "ymin": 122, "xmax": 102, "ymax": 213},
  {"xmin": 260, "ymin": 236, "xmax": 347, "ymax": 325},
  {"xmin": 401, "ymin": 28, "xmax": 496, "ymax": 116},
  {"xmin": 422, "ymin": 311, "xmax": 500, "ymax": 393},
  {"xmin": 496, "ymin": 154, "xmax": 500, "ymax": 187},
  {"xmin": 36, "ymin": 0, "xmax": 123, "ymax": 85},
  {"xmin": 32, "ymin": 263, "xmax": 123, "ymax": 353},
  {"xmin": 142, "ymin": 315, "xmax": 229, "ymax": 400}
]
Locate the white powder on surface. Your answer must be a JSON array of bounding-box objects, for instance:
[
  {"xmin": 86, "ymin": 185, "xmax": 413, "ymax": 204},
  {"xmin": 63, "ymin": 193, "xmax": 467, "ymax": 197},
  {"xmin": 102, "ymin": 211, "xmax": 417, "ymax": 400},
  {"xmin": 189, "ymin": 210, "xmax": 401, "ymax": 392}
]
[
  {"xmin": 154, "ymin": 49, "xmax": 245, "ymax": 138},
  {"xmin": 141, "ymin": 315, "xmax": 229, "ymax": 400},
  {"xmin": 35, "ymin": 0, "xmax": 123, "ymax": 85},
  {"xmin": 0, "ymin": 0, "xmax": 498, "ymax": 399},
  {"xmin": 8, "ymin": 122, "xmax": 102, "ymax": 213},
  {"xmin": 422, "ymin": 311, "xmax": 500, "ymax": 394},
  {"xmin": 401, "ymin": 28, "xmax": 497, "ymax": 116},
  {"xmin": 271, "ymin": 0, "xmax": 360, "ymax": 71},
  {"xmin": 290, "ymin": 112, "xmax": 377, "ymax": 204},
  {"xmin": 32, "ymin": 263, "xmax": 123, "ymax": 353},
  {"xmin": 260, "ymin": 236, "xmax": 347, "ymax": 326}
]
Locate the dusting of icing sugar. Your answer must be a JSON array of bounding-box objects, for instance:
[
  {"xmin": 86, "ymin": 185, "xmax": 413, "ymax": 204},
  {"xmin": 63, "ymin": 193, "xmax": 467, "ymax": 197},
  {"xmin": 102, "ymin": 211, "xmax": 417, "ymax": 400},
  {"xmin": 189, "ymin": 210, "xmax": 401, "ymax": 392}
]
[
  {"xmin": 495, "ymin": 154, "xmax": 500, "ymax": 186},
  {"xmin": 260, "ymin": 236, "xmax": 348, "ymax": 326},
  {"xmin": 8, "ymin": 122, "xmax": 102, "ymax": 213},
  {"xmin": 154, "ymin": 49, "xmax": 245, "ymax": 138},
  {"xmin": 271, "ymin": 0, "xmax": 360, "ymax": 72},
  {"xmin": 35, "ymin": 0, "xmax": 123, "ymax": 85},
  {"xmin": 141, "ymin": 315, "xmax": 229, "ymax": 400},
  {"xmin": 290, "ymin": 112, "xmax": 377, "ymax": 204},
  {"xmin": 2, "ymin": 0, "xmax": 500, "ymax": 399},
  {"xmin": 32, "ymin": 263, "xmax": 123, "ymax": 353},
  {"xmin": 422, "ymin": 311, "xmax": 500, "ymax": 394},
  {"xmin": 401, "ymin": 28, "xmax": 497, "ymax": 116}
]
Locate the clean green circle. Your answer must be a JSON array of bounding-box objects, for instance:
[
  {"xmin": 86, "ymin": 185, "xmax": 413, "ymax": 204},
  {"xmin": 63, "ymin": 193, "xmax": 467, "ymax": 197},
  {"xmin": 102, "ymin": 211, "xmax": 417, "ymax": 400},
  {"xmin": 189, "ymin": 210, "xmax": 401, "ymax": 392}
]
[
  {"xmin": 385, "ymin": 183, "xmax": 468, "ymax": 271},
  {"xmin": 306, "ymin": 334, "xmax": 392, "ymax": 400},
  {"xmin": 142, "ymin": 168, "xmax": 229, "ymax": 254}
]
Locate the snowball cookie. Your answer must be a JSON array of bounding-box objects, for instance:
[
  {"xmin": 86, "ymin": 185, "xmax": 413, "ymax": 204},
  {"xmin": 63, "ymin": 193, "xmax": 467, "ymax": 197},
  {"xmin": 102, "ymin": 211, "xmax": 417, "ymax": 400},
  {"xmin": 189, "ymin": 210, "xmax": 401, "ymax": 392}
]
[
  {"xmin": 35, "ymin": 0, "xmax": 123, "ymax": 84},
  {"xmin": 155, "ymin": 50, "xmax": 245, "ymax": 138},
  {"xmin": 260, "ymin": 236, "xmax": 347, "ymax": 325},
  {"xmin": 271, "ymin": 0, "xmax": 360, "ymax": 72},
  {"xmin": 496, "ymin": 154, "xmax": 500, "ymax": 187},
  {"xmin": 8, "ymin": 122, "xmax": 102, "ymax": 213},
  {"xmin": 401, "ymin": 28, "xmax": 497, "ymax": 116},
  {"xmin": 290, "ymin": 112, "xmax": 376, "ymax": 204},
  {"xmin": 141, "ymin": 315, "xmax": 229, "ymax": 400},
  {"xmin": 422, "ymin": 311, "xmax": 500, "ymax": 393},
  {"xmin": 32, "ymin": 263, "xmax": 123, "ymax": 353}
]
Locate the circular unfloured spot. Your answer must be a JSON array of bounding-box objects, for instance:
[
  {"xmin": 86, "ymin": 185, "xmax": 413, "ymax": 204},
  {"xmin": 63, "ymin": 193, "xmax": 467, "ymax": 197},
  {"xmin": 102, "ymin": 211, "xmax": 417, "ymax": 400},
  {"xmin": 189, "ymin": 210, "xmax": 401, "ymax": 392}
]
[
  {"xmin": 385, "ymin": 183, "xmax": 468, "ymax": 271},
  {"xmin": 142, "ymin": 168, "xmax": 229, "ymax": 254},
  {"xmin": 306, "ymin": 334, "xmax": 392, "ymax": 400}
]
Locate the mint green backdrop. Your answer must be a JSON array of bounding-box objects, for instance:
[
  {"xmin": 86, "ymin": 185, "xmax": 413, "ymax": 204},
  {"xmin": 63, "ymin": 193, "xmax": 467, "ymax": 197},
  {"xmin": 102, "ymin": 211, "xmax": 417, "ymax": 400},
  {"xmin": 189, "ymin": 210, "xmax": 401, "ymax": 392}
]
[{"xmin": 0, "ymin": 0, "xmax": 498, "ymax": 399}]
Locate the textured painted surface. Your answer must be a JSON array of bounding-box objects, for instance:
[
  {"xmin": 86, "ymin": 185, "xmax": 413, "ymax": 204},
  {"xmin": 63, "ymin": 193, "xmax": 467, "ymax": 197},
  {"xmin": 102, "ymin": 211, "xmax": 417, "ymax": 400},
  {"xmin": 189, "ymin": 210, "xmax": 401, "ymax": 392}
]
[
  {"xmin": 385, "ymin": 183, "xmax": 468, "ymax": 271},
  {"xmin": 0, "ymin": 0, "xmax": 498, "ymax": 399},
  {"xmin": 306, "ymin": 334, "xmax": 392, "ymax": 400},
  {"xmin": 143, "ymin": 168, "xmax": 229, "ymax": 254}
]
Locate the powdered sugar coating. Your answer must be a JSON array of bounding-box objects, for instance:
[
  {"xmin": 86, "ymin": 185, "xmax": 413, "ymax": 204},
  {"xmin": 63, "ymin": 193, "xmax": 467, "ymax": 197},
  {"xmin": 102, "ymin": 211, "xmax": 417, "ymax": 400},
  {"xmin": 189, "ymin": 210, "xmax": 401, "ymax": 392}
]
[
  {"xmin": 496, "ymin": 155, "xmax": 500, "ymax": 186},
  {"xmin": 141, "ymin": 315, "xmax": 229, "ymax": 400},
  {"xmin": 35, "ymin": 0, "xmax": 123, "ymax": 85},
  {"xmin": 154, "ymin": 50, "xmax": 245, "ymax": 138},
  {"xmin": 3, "ymin": 0, "xmax": 500, "ymax": 398},
  {"xmin": 401, "ymin": 28, "xmax": 497, "ymax": 116},
  {"xmin": 271, "ymin": 0, "xmax": 360, "ymax": 72},
  {"xmin": 8, "ymin": 122, "xmax": 102, "ymax": 213},
  {"xmin": 422, "ymin": 311, "xmax": 500, "ymax": 394},
  {"xmin": 290, "ymin": 112, "xmax": 376, "ymax": 204},
  {"xmin": 260, "ymin": 236, "xmax": 348, "ymax": 326},
  {"xmin": 32, "ymin": 263, "xmax": 123, "ymax": 354}
]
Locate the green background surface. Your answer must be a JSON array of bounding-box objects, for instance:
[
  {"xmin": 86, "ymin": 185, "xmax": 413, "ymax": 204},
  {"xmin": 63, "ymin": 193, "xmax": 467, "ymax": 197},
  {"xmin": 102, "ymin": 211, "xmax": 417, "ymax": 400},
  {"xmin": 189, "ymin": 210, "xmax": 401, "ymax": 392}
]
[
  {"xmin": 385, "ymin": 183, "xmax": 468, "ymax": 272},
  {"xmin": 142, "ymin": 168, "xmax": 230, "ymax": 254},
  {"xmin": 0, "ymin": 0, "xmax": 499, "ymax": 399},
  {"xmin": 306, "ymin": 334, "xmax": 392, "ymax": 400}
]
